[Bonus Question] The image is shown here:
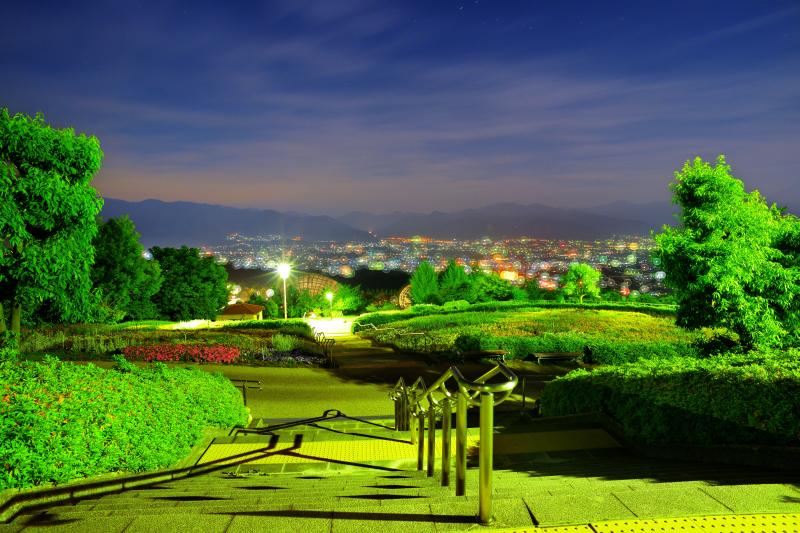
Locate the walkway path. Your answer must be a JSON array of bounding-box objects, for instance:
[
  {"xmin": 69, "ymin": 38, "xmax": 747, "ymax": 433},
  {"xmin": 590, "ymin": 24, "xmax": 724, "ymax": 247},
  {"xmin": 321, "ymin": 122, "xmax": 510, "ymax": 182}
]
[{"xmin": 5, "ymin": 414, "xmax": 798, "ymax": 532}]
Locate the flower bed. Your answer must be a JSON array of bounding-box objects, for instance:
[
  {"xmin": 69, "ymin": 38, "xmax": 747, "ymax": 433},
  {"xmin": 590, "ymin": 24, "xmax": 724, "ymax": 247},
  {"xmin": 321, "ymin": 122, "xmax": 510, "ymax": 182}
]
[{"xmin": 122, "ymin": 343, "xmax": 240, "ymax": 363}]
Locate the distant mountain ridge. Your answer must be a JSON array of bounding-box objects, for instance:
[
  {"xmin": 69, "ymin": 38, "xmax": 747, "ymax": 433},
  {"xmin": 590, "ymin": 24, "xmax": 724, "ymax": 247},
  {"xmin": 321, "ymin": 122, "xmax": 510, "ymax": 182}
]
[
  {"xmin": 100, "ymin": 198, "xmax": 373, "ymax": 248},
  {"xmin": 338, "ymin": 202, "xmax": 678, "ymax": 240},
  {"xmin": 103, "ymin": 197, "xmax": 796, "ymax": 245}
]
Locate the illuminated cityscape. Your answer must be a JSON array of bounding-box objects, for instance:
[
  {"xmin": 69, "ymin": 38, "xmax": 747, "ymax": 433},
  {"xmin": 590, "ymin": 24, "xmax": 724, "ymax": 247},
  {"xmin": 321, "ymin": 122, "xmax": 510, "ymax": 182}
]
[{"xmin": 209, "ymin": 233, "xmax": 667, "ymax": 295}]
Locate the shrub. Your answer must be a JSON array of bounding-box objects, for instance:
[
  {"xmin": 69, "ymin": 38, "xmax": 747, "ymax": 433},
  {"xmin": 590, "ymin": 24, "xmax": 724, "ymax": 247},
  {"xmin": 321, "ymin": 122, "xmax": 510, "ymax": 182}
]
[
  {"xmin": 540, "ymin": 351, "xmax": 800, "ymax": 446},
  {"xmin": 0, "ymin": 357, "xmax": 247, "ymax": 490},
  {"xmin": 443, "ymin": 300, "xmax": 471, "ymax": 311},
  {"xmin": 221, "ymin": 319, "xmax": 313, "ymax": 338},
  {"xmin": 122, "ymin": 344, "xmax": 240, "ymax": 363},
  {"xmin": 271, "ymin": 334, "xmax": 296, "ymax": 353}
]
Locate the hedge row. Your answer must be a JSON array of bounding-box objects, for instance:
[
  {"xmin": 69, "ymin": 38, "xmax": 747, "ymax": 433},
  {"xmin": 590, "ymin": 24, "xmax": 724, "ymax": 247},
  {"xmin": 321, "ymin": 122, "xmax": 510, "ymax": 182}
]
[
  {"xmin": 220, "ymin": 319, "xmax": 313, "ymax": 338},
  {"xmin": 0, "ymin": 357, "xmax": 248, "ymax": 490},
  {"xmin": 353, "ymin": 300, "xmax": 676, "ymax": 331},
  {"xmin": 458, "ymin": 332, "xmax": 697, "ymax": 365},
  {"xmin": 540, "ymin": 351, "xmax": 800, "ymax": 446}
]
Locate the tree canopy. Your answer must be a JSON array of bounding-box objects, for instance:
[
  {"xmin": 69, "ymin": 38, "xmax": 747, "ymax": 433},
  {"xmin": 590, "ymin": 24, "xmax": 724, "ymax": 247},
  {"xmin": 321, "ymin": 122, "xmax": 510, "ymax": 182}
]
[
  {"xmin": 150, "ymin": 247, "xmax": 229, "ymax": 321},
  {"xmin": 410, "ymin": 261, "xmax": 439, "ymax": 304},
  {"xmin": 92, "ymin": 216, "xmax": 162, "ymax": 322},
  {"xmin": 0, "ymin": 109, "xmax": 104, "ymax": 334},
  {"xmin": 468, "ymin": 271, "xmax": 517, "ymax": 302},
  {"xmin": 561, "ymin": 263, "xmax": 601, "ymax": 304},
  {"xmin": 655, "ymin": 155, "xmax": 800, "ymax": 349},
  {"xmin": 438, "ymin": 260, "xmax": 471, "ymax": 302}
]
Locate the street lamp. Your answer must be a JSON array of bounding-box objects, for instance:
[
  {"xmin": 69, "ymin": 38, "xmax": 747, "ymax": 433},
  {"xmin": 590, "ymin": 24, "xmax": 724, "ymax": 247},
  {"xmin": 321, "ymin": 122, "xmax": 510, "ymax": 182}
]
[
  {"xmin": 325, "ymin": 291, "xmax": 333, "ymax": 317},
  {"xmin": 277, "ymin": 263, "xmax": 291, "ymax": 319}
]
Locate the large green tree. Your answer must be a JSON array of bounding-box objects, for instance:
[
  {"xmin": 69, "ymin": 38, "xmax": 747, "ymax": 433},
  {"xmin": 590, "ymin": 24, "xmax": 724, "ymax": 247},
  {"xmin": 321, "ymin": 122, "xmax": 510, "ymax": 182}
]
[
  {"xmin": 410, "ymin": 261, "xmax": 439, "ymax": 304},
  {"xmin": 468, "ymin": 271, "xmax": 516, "ymax": 302},
  {"xmin": 150, "ymin": 247, "xmax": 228, "ymax": 321},
  {"xmin": 92, "ymin": 216, "xmax": 163, "ymax": 321},
  {"xmin": 561, "ymin": 263, "xmax": 601, "ymax": 304},
  {"xmin": 438, "ymin": 260, "xmax": 471, "ymax": 302},
  {"xmin": 0, "ymin": 109, "xmax": 104, "ymax": 335},
  {"xmin": 655, "ymin": 155, "xmax": 800, "ymax": 349}
]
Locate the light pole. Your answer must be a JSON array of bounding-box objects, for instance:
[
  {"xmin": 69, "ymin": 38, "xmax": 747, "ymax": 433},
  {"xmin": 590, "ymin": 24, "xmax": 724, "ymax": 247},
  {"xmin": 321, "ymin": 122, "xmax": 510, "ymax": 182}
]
[
  {"xmin": 325, "ymin": 291, "xmax": 333, "ymax": 318},
  {"xmin": 277, "ymin": 263, "xmax": 290, "ymax": 320}
]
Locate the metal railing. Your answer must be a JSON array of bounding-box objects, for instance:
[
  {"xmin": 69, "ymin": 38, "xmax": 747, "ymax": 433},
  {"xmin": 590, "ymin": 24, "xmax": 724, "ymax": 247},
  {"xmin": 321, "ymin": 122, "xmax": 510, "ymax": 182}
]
[
  {"xmin": 229, "ymin": 379, "xmax": 262, "ymax": 406},
  {"xmin": 313, "ymin": 331, "xmax": 336, "ymax": 366},
  {"xmin": 390, "ymin": 363, "xmax": 518, "ymax": 524}
]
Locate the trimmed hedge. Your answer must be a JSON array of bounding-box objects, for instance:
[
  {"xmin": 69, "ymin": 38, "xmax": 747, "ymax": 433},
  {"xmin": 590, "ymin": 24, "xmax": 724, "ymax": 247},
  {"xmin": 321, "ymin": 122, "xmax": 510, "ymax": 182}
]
[
  {"xmin": 220, "ymin": 319, "xmax": 313, "ymax": 338},
  {"xmin": 353, "ymin": 300, "xmax": 676, "ymax": 331},
  {"xmin": 540, "ymin": 351, "xmax": 800, "ymax": 446},
  {"xmin": 0, "ymin": 357, "xmax": 248, "ymax": 490},
  {"xmin": 464, "ymin": 333, "xmax": 697, "ymax": 365}
]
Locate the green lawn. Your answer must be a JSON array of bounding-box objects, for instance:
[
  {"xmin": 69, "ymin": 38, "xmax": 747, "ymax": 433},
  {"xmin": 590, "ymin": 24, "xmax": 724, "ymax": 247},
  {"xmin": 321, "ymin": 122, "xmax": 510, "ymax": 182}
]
[{"xmin": 359, "ymin": 307, "xmax": 696, "ymax": 364}]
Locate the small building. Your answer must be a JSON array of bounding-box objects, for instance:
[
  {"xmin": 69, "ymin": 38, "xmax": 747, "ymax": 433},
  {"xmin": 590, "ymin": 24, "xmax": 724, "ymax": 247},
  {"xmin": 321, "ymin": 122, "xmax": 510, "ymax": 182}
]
[{"xmin": 217, "ymin": 303, "xmax": 264, "ymax": 321}]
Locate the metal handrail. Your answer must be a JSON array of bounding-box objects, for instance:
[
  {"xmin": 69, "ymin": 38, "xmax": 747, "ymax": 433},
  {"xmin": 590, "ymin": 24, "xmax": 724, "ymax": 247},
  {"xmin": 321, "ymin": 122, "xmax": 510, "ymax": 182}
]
[
  {"xmin": 391, "ymin": 362, "xmax": 518, "ymax": 525},
  {"xmin": 312, "ymin": 331, "xmax": 336, "ymax": 366}
]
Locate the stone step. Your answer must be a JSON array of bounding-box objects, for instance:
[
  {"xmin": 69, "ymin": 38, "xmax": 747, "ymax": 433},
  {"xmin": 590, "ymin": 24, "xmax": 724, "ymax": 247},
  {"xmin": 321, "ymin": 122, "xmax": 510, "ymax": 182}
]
[{"xmin": 22, "ymin": 491, "xmax": 490, "ymax": 519}]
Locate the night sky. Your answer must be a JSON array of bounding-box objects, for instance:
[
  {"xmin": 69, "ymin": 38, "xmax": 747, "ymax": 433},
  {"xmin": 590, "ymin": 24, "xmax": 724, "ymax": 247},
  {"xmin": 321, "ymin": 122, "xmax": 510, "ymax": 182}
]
[{"xmin": 3, "ymin": 1, "xmax": 799, "ymax": 214}]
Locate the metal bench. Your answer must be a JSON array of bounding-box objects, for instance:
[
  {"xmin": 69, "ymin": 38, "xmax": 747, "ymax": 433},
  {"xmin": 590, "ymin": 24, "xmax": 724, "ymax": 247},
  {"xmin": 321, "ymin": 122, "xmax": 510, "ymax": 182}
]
[{"xmin": 533, "ymin": 352, "xmax": 582, "ymax": 365}]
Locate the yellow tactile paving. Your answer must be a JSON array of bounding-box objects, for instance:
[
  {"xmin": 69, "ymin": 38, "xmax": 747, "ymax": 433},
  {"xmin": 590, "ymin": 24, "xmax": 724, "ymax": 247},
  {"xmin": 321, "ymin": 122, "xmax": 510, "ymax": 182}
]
[
  {"xmin": 198, "ymin": 427, "xmax": 621, "ymax": 467},
  {"xmin": 486, "ymin": 513, "xmax": 800, "ymax": 533},
  {"xmin": 199, "ymin": 439, "xmax": 422, "ymax": 465},
  {"xmin": 591, "ymin": 514, "xmax": 800, "ymax": 532}
]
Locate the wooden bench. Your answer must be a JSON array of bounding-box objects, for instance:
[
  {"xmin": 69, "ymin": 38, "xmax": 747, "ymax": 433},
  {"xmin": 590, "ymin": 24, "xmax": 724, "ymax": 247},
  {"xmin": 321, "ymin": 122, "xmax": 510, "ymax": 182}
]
[
  {"xmin": 533, "ymin": 352, "xmax": 582, "ymax": 365},
  {"xmin": 454, "ymin": 350, "xmax": 508, "ymax": 363}
]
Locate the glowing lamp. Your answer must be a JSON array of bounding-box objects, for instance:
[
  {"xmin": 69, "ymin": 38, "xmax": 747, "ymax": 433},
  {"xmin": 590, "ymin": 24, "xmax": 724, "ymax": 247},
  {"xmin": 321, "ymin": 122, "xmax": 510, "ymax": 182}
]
[{"xmin": 277, "ymin": 263, "xmax": 291, "ymax": 319}]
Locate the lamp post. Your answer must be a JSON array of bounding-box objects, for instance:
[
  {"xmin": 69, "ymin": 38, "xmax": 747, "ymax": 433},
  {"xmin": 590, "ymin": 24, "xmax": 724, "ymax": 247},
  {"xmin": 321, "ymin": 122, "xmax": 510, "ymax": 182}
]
[
  {"xmin": 325, "ymin": 291, "xmax": 333, "ymax": 318},
  {"xmin": 277, "ymin": 263, "xmax": 291, "ymax": 320}
]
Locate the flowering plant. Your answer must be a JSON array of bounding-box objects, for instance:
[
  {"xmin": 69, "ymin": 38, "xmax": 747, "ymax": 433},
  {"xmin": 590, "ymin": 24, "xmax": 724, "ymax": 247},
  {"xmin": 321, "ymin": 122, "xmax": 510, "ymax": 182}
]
[{"xmin": 122, "ymin": 344, "xmax": 240, "ymax": 364}]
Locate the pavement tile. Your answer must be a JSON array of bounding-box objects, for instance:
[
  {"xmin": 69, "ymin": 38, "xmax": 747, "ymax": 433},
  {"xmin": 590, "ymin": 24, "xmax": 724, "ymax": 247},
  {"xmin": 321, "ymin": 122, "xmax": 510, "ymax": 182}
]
[
  {"xmin": 430, "ymin": 498, "xmax": 532, "ymax": 531},
  {"xmin": 227, "ymin": 510, "xmax": 333, "ymax": 533},
  {"xmin": 701, "ymin": 483, "xmax": 800, "ymax": 514},
  {"xmin": 613, "ymin": 486, "xmax": 732, "ymax": 518},
  {"xmin": 524, "ymin": 493, "xmax": 636, "ymax": 525},
  {"xmin": 124, "ymin": 514, "xmax": 233, "ymax": 532},
  {"xmin": 19, "ymin": 515, "xmax": 134, "ymax": 533},
  {"xmin": 331, "ymin": 504, "xmax": 436, "ymax": 532}
]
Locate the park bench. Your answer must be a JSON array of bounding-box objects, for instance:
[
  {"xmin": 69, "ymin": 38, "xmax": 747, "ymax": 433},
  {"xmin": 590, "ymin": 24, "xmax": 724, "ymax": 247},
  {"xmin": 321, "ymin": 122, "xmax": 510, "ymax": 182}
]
[
  {"xmin": 533, "ymin": 351, "xmax": 582, "ymax": 365},
  {"xmin": 454, "ymin": 349, "xmax": 507, "ymax": 363}
]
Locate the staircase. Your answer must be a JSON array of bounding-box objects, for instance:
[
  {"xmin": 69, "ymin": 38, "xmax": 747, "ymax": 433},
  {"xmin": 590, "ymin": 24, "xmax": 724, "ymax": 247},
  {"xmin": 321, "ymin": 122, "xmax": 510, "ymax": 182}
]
[
  {"xmin": 4, "ymin": 412, "xmax": 798, "ymax": 532},
  {"xmin": 309, "ymin": 318, "xmax": 426, "ymax": 370}
]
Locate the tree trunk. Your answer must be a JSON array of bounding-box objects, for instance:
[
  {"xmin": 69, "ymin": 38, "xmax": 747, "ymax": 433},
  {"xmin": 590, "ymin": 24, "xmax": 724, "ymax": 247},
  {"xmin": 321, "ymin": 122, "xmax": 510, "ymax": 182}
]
[{"xmin": 11, "ymin": 303, "xmax": 21, "ymax": 335}]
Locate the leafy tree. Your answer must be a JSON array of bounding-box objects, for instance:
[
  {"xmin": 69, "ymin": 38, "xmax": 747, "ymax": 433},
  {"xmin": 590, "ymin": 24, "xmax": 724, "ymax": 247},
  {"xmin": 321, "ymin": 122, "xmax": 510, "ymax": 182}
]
[
  {"xmin": 561, "ymin": 263, "xmax": 601, "ymax": 304},
  {"xmin": 333, "ymin": 284, "xmax": 365, "ymax": 315},
  {"xmin": 410, "ymin": 261, "xmax": 440, "ymax": 304},
  {"xmin": 655, "ymin": 155, "xmax": 800, "ymax": 349},
  {"xmin": 91, "ymin": 216, "xmax": 162, "ymax": 321},
  {"xmin": 468, "ymin": 271, "xmax": 515, "ymax": 302},
  {"xmin": 150, "ymin": 247, "xmax": 228, "ymax": 321},
  {"xmin": 438, "ymin": 260, "xmax": 471, "ymax": 302},
  {"xmin": 246, "ymin": 293, "xmax": 279, "ymax": 318},
  {"xmin": 524, "ymin": 280, "xmax": 561, "ymax": 300},
  {"xmin": 0, "ymin": 109, "xmax": 104, "ymax": 335}
]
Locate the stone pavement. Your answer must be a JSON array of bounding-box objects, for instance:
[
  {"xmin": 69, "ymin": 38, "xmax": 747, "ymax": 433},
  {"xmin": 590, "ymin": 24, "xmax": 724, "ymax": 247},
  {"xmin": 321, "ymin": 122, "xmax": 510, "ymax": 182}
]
[{"xmin": 4, "ymin": 414, "xmax": 798, "ymax": 532}]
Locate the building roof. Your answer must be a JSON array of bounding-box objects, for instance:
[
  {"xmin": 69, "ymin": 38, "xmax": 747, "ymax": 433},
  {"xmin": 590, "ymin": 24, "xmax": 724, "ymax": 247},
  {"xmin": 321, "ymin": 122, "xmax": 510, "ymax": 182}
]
[{"xmin": 220, "ymin": 303, "xmax": 264, "ymax": 315}]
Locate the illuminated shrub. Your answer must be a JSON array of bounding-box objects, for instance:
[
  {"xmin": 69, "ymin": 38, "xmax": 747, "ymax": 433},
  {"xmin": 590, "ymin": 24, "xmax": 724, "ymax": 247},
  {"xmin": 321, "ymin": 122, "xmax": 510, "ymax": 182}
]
[
  {"xmin": 0, "ymin": 357, "xmax": 247, "ymax": 490},
  {"xmin": 540, "ymin": 351, "xmax": 800, "ymax": 446},
  {"xmin": 271, "ymin": 334, "xmax": 296, "ymax": 353}
]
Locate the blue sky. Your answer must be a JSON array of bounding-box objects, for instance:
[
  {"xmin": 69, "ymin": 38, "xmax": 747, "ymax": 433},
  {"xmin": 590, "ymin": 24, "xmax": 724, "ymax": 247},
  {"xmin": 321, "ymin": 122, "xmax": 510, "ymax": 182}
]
[{"xmin": 2, "ymin": 0, "xmax": 798, "ymax": 213}]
